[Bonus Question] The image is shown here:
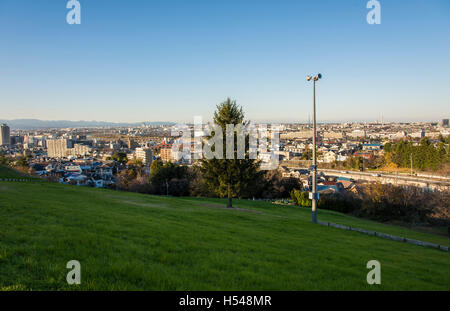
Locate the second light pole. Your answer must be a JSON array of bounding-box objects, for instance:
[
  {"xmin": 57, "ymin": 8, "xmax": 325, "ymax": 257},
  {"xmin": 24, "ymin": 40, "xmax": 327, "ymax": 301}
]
[{"xmin": 306, "ymin": 73, "xmax": 322, "ymax": 223}]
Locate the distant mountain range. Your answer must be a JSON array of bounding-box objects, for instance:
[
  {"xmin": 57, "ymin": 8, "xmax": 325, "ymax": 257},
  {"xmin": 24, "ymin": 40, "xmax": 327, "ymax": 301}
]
[{"xmin": 0, "ymin": 119, "xmax": 175, "ymax": 130}]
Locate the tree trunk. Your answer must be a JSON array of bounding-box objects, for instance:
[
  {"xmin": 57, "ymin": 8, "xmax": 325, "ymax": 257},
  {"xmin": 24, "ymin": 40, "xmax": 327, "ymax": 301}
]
[{"xmin": 227, "ymin": 184, "xmax": 232, "ymax": 208}]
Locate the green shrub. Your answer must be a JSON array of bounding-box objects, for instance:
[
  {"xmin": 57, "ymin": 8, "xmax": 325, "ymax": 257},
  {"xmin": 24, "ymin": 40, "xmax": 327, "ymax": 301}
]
[{"xmin": 290, "ymin": 189, "xmax": 312, "ymax": 207}]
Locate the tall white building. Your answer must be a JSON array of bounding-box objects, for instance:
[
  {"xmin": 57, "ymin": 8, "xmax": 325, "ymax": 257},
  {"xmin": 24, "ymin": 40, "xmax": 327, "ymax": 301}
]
[
  {"xmin": 47, "ymin": 139, "xmax": 91, "ymax": 158},
  {"xmin": 68, "ymin": 144, "xmax": 92, "ymax": 157},
  {"xmin": 46, "ymin": 139, "xmax": 72, "ymax": 158},
  {"xmin": 0, "ymin": 124, "xmax": 10, "ymax": 146},
  {"xmin": 135, "ymin": 147, "xmax": 153, "ymax": 165}
]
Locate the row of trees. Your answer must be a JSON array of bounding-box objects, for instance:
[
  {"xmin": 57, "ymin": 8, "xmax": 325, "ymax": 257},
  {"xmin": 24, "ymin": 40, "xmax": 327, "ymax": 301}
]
[
  {"xmin": 384, "ymin": 137, "xmax": 449, "ymax": 171},
  {"xmin": 117, "ymin": 99, "xmax": 303, "ymax": 204},
  {"xmin": 116, "ymin": 159, "xmax": 191, "ymax": 196},
  {"xmin": 321, "ymin": 136, "xmax": 449, "ymax": 172},
  {"xmin": 342, "ymin": 156, "xmax": 384, "ymax": 171},
  {"xmin": 117, "ymin": 157, "xmax": 301, "ymax": 201}
]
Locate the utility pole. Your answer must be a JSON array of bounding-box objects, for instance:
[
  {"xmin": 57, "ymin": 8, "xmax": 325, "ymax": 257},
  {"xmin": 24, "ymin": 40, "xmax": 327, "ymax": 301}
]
[
  {"xmin": 306, "ymin": 73, "xmax": 322, "ymax": 224},
  {"xmin": 410, "ymin": 153, "xmax": 413, "ymax": 176}
]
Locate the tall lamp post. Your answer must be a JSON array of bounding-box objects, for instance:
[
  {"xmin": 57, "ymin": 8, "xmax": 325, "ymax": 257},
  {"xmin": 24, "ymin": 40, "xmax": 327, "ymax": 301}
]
[{"xmin": 306, "ymin": 73, "xmax": 322, "ymax": 223}]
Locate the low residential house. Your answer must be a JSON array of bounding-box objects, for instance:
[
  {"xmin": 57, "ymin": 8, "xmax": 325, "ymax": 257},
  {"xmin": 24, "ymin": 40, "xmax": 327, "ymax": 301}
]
[
  {"xmin": 362, "ymin": 143, "xmax": 382, "ymax": 151},
  {"xmin": 329, "ymin": 144, "xmax": 340, "ymax": 152},
  {"xmin": 279, "ymin": 166, "xmax": 291, "ymax": 178},
  {"xmin": 97, "ymin": 165, "xmax": 113, "ymax": 179},
  {"xmin": 322, "ymin": 151, "xmax": 337, "ymax": 163},
  {"xmin": 354, "ymin": 151, "xmax": 374, "ymax": 159},
  {"xmin": 317, "ymin": 184, "xmax": 340, "ymax": 194},
  {"xmin": 79, "ymin": 164, "xmax": 93, "ymax": 173},
  {"xmin": 319, "ymin": 181, "xmax": 343, "ymax": 191},
  {"xmin": 297, "ymin": 143, "xmax": 307, "ymax": 149},
  {"xmin": 336, "ymin": 177, "xmax": 355, "ymax": 189},
  {"xmin": 318, "ymin": 146, "xmax": 329, "ymax": 153},
  {"xmin": 64, "ymin": 165, "xmax": 82, "ymax": 174},
  {"xmin": 30, "ymin": 163, "xmax": 47, "ymax": 176},
  {"xmin": 62, "ymin": 173, "xmax": 88, "ymax": 186},
  {"xmin": 336, "ymin": 153, "xmax": 348, "ymax": 162},
  {"xmin": 288, "ymin": 169, "xmax": 306, "ymax": 179}
]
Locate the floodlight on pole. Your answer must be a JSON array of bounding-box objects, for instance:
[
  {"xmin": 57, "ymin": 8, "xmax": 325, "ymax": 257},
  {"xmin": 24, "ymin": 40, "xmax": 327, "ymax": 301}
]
[{"xmin": 306, "ymin": 73, "xmax": 322, "ymax": 223}]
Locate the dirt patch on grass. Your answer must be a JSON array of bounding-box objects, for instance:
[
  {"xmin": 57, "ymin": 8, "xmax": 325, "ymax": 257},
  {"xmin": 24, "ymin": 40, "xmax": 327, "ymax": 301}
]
[
  {"xmin": 0, "ymin": 185, "xmax": 11, "ymax": 191},
  {"xmin": 118, "ymin": 199, "xmax": 170, "ymax": 209},
  {"xmin": 199, "ymin": 203, "xmax": 263, "ymax": 214}
]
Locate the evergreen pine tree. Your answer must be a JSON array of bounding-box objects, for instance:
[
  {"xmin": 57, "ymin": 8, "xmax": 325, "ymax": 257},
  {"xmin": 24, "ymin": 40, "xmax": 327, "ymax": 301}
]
[{"xmin": 199, "ymin": 98, "xmax": 263, "ymax": 208}]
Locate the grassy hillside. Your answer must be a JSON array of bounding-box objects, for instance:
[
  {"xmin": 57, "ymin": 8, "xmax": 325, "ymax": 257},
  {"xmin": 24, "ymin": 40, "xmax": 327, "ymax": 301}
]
[
  {"xmin": 0, "ymin": 180, "xmax": 449, "ymax": 290},
  {"xmin": 0, "ymin": 164, "xmax": 32, "ymax": 179}
]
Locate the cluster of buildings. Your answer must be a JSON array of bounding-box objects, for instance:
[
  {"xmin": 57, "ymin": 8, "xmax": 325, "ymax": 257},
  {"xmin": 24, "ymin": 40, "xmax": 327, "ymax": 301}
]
[
  {"xmin": 0, "ymin": 122, "xmax": 186, "ymax": 188},
  {"xmin": 279, "ymin": 165, "xmax": 357, "ymax": 194},
  {"xmin": 277, "ymin": 120, "xmax": 449, "ymax": 165},
  {"xmin": 0, "ymin": 119, "xmax": 448, "ymax": 191},
  {"xmin": 30, "ymin": 160, "xmax": 117, "ymax": 187}
]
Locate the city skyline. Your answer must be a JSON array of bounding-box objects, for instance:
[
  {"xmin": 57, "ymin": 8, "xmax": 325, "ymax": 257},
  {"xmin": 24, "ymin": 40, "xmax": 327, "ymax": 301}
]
[
  {"xmin": 1, "ymin": 116, "xmax": 450, "ymax": 126},
  {"xmin": 1, "ymin": 0, "xmax": 449, "ymax": 122}
]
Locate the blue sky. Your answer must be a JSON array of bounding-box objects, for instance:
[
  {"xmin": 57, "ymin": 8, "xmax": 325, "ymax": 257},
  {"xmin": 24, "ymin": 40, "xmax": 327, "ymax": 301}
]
[{"xmin": 0, "ymin": 0, "xmax": 449, "ymax": 123}]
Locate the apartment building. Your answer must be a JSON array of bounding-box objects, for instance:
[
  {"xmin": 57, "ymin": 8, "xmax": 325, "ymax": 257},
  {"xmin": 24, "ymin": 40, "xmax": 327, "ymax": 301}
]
[
  {"xmin": 160, "ymin": 148, "xmax": 172, "ymax": 162},
  {"xmin": 47, "ymin": 139, "xmax": 73, "ymax": 158},
  {"xmin": 135, "ymin": 147, "xmax": 153, "ymax": 165},
  {"xmin": 0, "ymin": 124, "xmax": 10, "ymax": 146}
]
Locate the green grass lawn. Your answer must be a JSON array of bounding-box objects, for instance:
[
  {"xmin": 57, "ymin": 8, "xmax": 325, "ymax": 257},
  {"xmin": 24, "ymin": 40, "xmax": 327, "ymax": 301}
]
[
  {"xmin": 314, "ymin": 208, "xmax": 450, "ymax": 246},
  {"xmin": 0, "ymin": 165, "xmax": 24, "ymax": 178},
  {"xmin": 0, "ymin": 165, "xmax": 32, "ymax": 179},
  {"xmin": 0, "ymin": 180, "xmax": 449, "ymax": 290}
]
